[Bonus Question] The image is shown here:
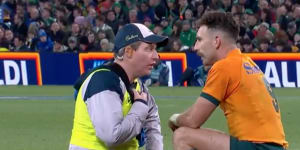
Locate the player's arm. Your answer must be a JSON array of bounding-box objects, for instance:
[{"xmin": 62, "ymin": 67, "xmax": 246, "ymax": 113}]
[
  {"xmin": 175, "ymin": 95, "xmax": 218, "ymax": 129},
  {"xmin": 170, "ymin": 62, "xmax": 230, "ymax": 130}
]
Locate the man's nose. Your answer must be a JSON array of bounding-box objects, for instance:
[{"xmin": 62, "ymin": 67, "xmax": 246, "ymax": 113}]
[{"xmin": 153, "ymin": 51, "xmax": 160, "ymax": 64}]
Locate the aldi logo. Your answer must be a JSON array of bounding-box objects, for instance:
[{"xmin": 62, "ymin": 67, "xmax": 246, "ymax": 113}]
[{"xmin": 0, "ymin": 53, "xmax": 42, "ymax": 85}]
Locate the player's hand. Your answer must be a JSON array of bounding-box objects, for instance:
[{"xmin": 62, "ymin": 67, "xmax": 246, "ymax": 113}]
[
  {"xmin": 132, "ymin": 89, "xmax": 148, "ymax": 102},
  {"xmin": 169, "ymin": 114, "xmax": 180, "ymax": 132}
]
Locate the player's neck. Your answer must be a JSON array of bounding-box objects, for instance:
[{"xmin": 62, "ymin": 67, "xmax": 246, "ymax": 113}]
[{"xmin": 219, "ymin": 44, "xmax": 238, "ymax": 59}]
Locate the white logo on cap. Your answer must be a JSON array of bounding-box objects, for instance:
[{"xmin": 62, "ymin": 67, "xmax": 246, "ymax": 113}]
[{"xmin": 125, "ymin": 35, "xmax": 138, "ymax": 41}]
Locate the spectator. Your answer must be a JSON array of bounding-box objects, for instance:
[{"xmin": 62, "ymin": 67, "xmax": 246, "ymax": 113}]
[
  {"xmin": 292, "ymin": 33, "xmax": 300, "ymax": 52},
  {"xmin": 74, "ymin": 16, "xmax": 90, "ymax": 36},
  {"xmin": 240, "ymin": 38, "xmax": 257, "ymax": 53},
  {"xmin": 72, "ymin": 6, "xmax": 83, "ymax": 22},
  {"xmin": 287, "ymin": 21, "xmax": 297, "ymax": 43},
  {"xmin": 184, "ymin": 9, "xmax": 194, "ymax": 22},
  {"xmin": 273, "ymin": 39, "xmax": 292, "ymax": 52},
  {"xmin": 143, "ymin": 17, "xmax": 154, "ymax": 30},
  {"xmin": 260, "ymin": 8, "xmax": 274, "ymax": 25},
  {"xmin": 87, "ymin": 31, "xmax": 97, "ymax": 51},
  {"xmin": 153, "ymin": 25, "xmax": 164, "ymax": 36},
  {"xmin": 177, "ymin": 64, "xmax": 211, "ymax": 86},
  {"xmin": 160, "ymin": 17, "xmax": 173, "ymax": 36},
  {"xmin": 258, "ymin": 38, "xmax": 273, "ymax": 52},
  {"xmin": 276, "ymin": 5, "xmax": 289, "ymax": 30},
  {"xmin": 78, "ymin": 36, "xmax": 91, "ymax": 52},
  {"xmin": 55, "ymin": 5, "xmax": 68, "ymax": 24},
  {"xmin": 170, "ymin": 39, "xmax": 182, "ymax": 52},
  {"xmin": 122, "ymin": 0, "xmax": 137, "ymax": 18},
  {"xmin": 66, "ymin": 36, "xmax": 79, "ymax": 52},
  {"xmin": 254, "ymin": 22, "xmax": 274, "ymax": 45},
  {"xmin": 148, "ymin": 0, "xmax": 168, "ymax": 22},
  {"xmin": 26, "ymin": 7, "xmax": 40, "ymax": 27},
  {"xmin": 169, "ymin": 39, "xmax": 189, "ymax": 52},
  {"xmin": 293, "ymin": 6, "xmax": 300, "ymax": 29},
  {"xmin": 245, "ymin": 10, "xmax": 259, "ymax": 32},
  {"xmin": 68, "ymin": 22, "xmax": 81, "ymax": 43},
  {"xmin": 13, "ymin": 34, "xmax": 30, "ymax": 52},
  {"xmin": 0, "ymin": 27, "xmax": 8, "ymax": 48},
  {"xmin": 273, "ymin": 28, "xmax": 289, "ymax": 43},
  {"xmin": 112, "ymin": 2, "xmax": 126, "ymax": 23},
  {"xmin": 194, "ymin": 2, "xmax": 205, "ymax": 19},
  {"xmin": 49, "ymin": 22, "xmax": 66, "ymax": 45},
  {"xmin": 208, "ymin": 0, "xmax": 222, "ymax": 10},
  {"xmin": 105, "ymin": 10, "xmax": 120, "ymax": 35},
  {"xmin": 99, "ymin": 38, "xmax": 114, "ymax": 52},
  {"xmin": 15, "ymin": 2, "xmax": 26, "ymax": 18},
  {"xmin": 162, "ymin": 20, "xmax": 182, "ymax": 51},
  {"xmin": 180, "ymin": 20, "xmax": 196, "ymax": 48},
  {"xmin": 128, "ymin": 8, "xmax": 138, "ymax": 23},
  {"xmin": 86, "ymin": 6, "xmax": 97, "ymax": 26},
  {"xmin": 1, "ymin": 0, "xmax": 299, "ymax": 54},
  {"xmin": 12, "ymin": 15, "xmax": 28, "ymax": 38},
  {"xmin": 137, "ymin": 1, "xmax": 156, "ymax": 23},
  {"xmin": 178, "ymin": 0, "xmax": 193, "ymax": 20},
  {"xmin": 145, "ymin": 58, "xmax": 169, "ymax": 86},
  {"xmin": 167, "ymin": 0, "xmax": 180, "ymax": 20},
  {"xmin": 53, "ymin": 39, "xmax": 68, "ymax": 52},
  {"xmin": 97, "ymin": 0, "xmax": 113, "ymax": 14},
  {"xmin": 4, "ymin": 29, "xmax": 14, "ymax": 51},
  {"xmin": 221, "ymin": 0, "xmax": 232, "ymax": 12},
  {"xmin": 36, "ymin": 29, "xmax": 53, "ymax": 52},
  {"xmin": 41, "ymin": 8, "xmax": 55, "ymax": 28},
  {"xmin": 25, "ymin": 22, "xmax": 39, "ymax": 51},
  {"xmin": 231, "ymin": 4, "xmax": 244, "ymax": 14},
  {"xmin": 93, "ymin": 15, "xmax": 115, "ymax": 43}
]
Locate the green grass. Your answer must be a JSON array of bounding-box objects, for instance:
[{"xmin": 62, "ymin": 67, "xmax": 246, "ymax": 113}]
[{"xmin": 0, "ymin": 86, "xmax": 299, "ymax": 150}]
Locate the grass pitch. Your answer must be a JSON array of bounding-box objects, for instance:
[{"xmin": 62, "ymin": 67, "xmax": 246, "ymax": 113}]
[{"xmin": 0, "ymin": 86, "xmax": 299, "ymax": 150}]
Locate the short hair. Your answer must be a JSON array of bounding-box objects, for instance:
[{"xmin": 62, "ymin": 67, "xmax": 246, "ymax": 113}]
[
  {"xmin": 199, "ymin": 11, "xmax": 240, "ymax": 41},
  {"xmin": 114, "ymin": 41, "xmax": 142, "ymax": 60},
  {"xmin": 96, "ymin": 15, "xmax": 106, "ymax": 22}
]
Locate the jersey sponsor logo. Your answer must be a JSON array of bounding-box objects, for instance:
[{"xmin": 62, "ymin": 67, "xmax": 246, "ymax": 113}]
[{"xmin": 243, "ymin": 62, "xmax": 261, "ymax": 74}]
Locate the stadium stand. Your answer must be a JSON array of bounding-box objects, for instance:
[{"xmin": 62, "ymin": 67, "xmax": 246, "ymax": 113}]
[{"xmin": 0, "ymin": 0, "xmax": 299, "ymax": 53}]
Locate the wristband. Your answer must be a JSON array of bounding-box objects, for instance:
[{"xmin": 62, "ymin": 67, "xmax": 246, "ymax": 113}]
[{"xmin": 169, "ymin": 113, "xmax": 180, "ymax": 126}]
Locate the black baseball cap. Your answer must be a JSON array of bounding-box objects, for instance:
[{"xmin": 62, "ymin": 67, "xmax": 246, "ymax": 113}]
[{"xmin": 114, "ymin": 23, "xmax": 168, "ymax": 52}]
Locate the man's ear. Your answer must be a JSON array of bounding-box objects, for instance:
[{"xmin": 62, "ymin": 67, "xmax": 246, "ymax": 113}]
[
  {"xmin": 215, "ymin": 36, "xmax": 221, "ymax": 49},
  {"xmin": 125, "ymin": 46, "xmax": 134, "ymax": 58}
]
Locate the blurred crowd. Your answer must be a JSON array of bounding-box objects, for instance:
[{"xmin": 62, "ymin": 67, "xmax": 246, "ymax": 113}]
[{"xmin": 0, "ymin": 0, "xmax": 299, "ymax": 53}]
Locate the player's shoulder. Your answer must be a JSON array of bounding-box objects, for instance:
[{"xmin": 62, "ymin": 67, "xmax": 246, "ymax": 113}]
[
  {"xmin": 211, "ymin": 55, "xmax": 242, "ymax": 74},
  {"xmin": 217, "ymin": 50, "xmax": 242, "ymax": 66}
]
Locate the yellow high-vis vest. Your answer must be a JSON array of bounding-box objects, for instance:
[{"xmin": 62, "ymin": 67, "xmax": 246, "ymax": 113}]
[{"xmin": 70, "ymin": 68, "xmax": 141, "ymax": 150}]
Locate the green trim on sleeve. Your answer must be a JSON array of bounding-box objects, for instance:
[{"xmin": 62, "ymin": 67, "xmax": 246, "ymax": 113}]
[{"xmin": 200, "ymin": 92, "xmax": 220, "ymax": 106}]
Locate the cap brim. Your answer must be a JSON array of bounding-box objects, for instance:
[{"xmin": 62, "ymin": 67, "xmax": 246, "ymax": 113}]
[{"xmin": 142, "ymin": 34, "xmax": 168, "ymax": 47}]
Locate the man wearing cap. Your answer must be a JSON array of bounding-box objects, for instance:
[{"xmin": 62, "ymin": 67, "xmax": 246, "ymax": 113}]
[{"xmin": 69, "ymin": 23, "xmax": 168, "ymax": 150}]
